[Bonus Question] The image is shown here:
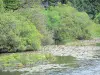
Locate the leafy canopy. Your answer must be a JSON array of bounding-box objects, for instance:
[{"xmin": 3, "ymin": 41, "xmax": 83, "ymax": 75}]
[
  {"xmin": 46, "ymin": 4, "xmax": 92, "ymax": 44},
  {"xmin": 0, "ymin": 12, "xmax": 42, "ymax": 51}
]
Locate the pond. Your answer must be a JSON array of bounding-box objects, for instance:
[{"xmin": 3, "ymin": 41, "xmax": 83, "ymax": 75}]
[{"xmin": 0, "ymin": 48, "xmax": 100, "ymax": 75}]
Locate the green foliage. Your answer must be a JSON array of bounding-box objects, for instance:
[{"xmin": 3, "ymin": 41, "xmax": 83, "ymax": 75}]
[
  {"xmin": 45, "ymin": 53, "xmax": 56, "ymax": 62},
  {"xmin": 0, "ymin": 0, "xmax": 99, "ymax": 51},
  {"xmin": 69, "ymin": 0, "xmax": 100, "ymax": 19},
  {"xmin": 3, "ymin": 0, "xmax": 20, "ymax": 10},
  {"xmin": 42, "ymin": 0, "xmax": 100, "ymax": 19},
  {"xmin": 43, "ymin": 0, "xmax": 100, "ymax": 19},
  {"xmin": 94, "ymin": 13, "xmax": 100, "ymax": 24},
  {"xmin": 46, "ymin": 4, "xmax": 92, "ymax": 44},
  {"xmin": 0, "ymin": 53, "xmax": 47, "ymax": 68},
  {"xmin": 0, "ymin": 0, "xmax": 4, "ymax": 12},
  {"xmin": 0, "ymin": 12, "xmax": 42, "ymax": 51},
  {"xmin": 17, "ymin": 6, "xmax": 54, "ymax": 45},
  {"xmin": 42, "ymin": 0, "xmax": 67, "ymax": 6},
  {"xmin": 88, "ymin": 23, "xmax": 100, "ymax": 38}
]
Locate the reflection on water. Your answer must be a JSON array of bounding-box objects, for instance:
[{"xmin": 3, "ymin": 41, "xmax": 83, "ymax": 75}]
[
  {"xmin": 96, "ymin": 43, "xmax": 100, "ymax": 46},
  {"xmin": 0, "ymin": 70, "xmax": 21, "ymax": 75},
  {"xmin": 93, "ymin": 49, "xmax": 100, "ymax": 58},
  {"xmin": 1, "ymin": 49, "xmax": 100, "ymax": 75},
  {"xmin": 51, "ymin": 56, "xmax": 78, "ymax": 68},
  {"xmin": 52, "ymin": 56, "xmax": 76, "ymax": 64}
]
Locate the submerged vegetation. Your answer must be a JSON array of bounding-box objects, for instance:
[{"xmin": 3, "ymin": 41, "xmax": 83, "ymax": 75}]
[
  {"xmin": 0, "ymin": 53, "xmax": 55, "ymax": 69},
  {"xmin": 0, "ymin": 53, "xmax": 78, "ymax": 69}
]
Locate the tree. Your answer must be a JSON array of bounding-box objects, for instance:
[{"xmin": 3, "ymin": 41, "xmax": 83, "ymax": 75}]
[
  {"xmin": 42, "ymin": 0, "xmax": 67, "ymax": 7},
  {"xmin": 46, "ymin": 4, "xmax": 92, "ymax": 44},
  {"xmin": 42, "ymin": 0, "xmax": 100, "ymax": 19},
  {"xmin": 3, "ymin": 0, "xmax": 20, "ymax": 10},
  {"xmin": 69, "ymin": 0, "xmax": 100, "ymax": 19},
  {"xmin": 0, "ymin": 12, "xmax": 42, "ymax": 52},
  {"xmin": 16, "ymin": 6, "xmax": 54, "ymax": 45},
  {"xmin": 94, "ymin": 13, "xmax": 100, "ymax": 24}
]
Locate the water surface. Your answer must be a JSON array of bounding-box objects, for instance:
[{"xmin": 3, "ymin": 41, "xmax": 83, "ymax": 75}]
[{"xmin": 0, "ymin": 48, "xmax": 100, "ymax": 75}]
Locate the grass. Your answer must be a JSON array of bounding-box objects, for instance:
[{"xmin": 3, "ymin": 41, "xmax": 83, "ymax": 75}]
[{"xmin": 0, "ymin": 52, "xmax": 54, "ymax": 69}]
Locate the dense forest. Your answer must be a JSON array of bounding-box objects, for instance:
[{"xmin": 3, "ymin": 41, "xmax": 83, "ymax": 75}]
[{"xmin": 0, "ymin": 0, "xmax": 100, "ymax": 52}]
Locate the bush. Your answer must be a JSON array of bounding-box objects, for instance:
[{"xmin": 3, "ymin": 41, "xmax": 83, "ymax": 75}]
[
  {"xmin": 46, "ymin": 4, "xmax": 92, "ymax": 44},
  {"xmin": 17, "ymin": 7, "xmax": 54, "ymax": 45},
  {"xmin": 0, "ymin": 12, "xmax": 42, "ymax": 52},
  {"xmin": 88, "ymin": 23, "xmax": 100, "ymax": 38}
]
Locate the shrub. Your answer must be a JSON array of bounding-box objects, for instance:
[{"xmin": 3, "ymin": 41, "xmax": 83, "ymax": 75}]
[
  {"xmin": 0, "ymin": 12, "xmax": 42, "ymax": 52},
  {"xmin": 88, "ymin": 23, "xmax": 100, "ymax": 38},
  {"xmin": 17, "ymin": 7, "xmax": 54, "ymax": 45},
  {"xmin": 46, "ymin": 4, "xmax": 92, "ymax": 44}
]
